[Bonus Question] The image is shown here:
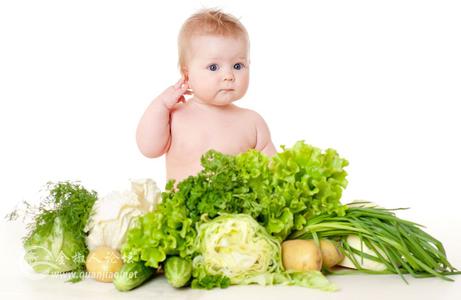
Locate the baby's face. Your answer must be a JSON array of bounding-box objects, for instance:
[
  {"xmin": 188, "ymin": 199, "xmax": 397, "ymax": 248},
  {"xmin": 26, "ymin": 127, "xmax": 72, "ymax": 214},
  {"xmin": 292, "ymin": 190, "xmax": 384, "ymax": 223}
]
[{"xmin": 184, "ymin": 35, "xmax": 249, "ymax": 106}]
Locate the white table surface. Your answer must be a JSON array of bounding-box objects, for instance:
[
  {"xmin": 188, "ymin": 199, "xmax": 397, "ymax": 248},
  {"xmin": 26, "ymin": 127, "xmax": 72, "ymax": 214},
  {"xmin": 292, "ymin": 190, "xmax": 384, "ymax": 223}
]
[{"xmin": 2, "ymin": 220, "xmax": 460, "ymax": 300}]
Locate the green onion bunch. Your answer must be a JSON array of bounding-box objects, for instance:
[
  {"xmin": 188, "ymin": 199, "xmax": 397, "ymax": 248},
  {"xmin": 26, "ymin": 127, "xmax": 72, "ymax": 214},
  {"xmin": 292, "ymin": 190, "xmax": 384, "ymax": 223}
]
[{"xmin": 290, "ymin": 202, "xmax": 459, "ymax": 282}]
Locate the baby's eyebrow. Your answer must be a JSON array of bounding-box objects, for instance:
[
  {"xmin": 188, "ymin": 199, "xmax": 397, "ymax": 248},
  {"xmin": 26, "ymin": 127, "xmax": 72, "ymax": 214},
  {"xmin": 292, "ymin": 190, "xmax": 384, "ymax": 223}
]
[{"xmin": 205, "ymin": 56, "xmax": 248, "ymax": 61}]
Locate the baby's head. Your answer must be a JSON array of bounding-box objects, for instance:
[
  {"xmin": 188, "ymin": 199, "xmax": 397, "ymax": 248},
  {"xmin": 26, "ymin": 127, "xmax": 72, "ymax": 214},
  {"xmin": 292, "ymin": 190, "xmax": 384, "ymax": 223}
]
[{"xmin": 178, "ymin": 9, "xmax": 250, "ymax": 106}]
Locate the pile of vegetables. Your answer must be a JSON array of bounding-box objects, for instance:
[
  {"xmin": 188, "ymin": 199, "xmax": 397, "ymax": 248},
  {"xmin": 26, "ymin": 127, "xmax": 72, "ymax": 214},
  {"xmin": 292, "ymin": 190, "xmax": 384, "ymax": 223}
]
[
  {"xmin": 8, "ymin": 141, "xmax": 459, "ymax": 291},
  {"xmin": 118, "ymin": 141, "xmax": 458, "ymax": 290},
  {"xmin": 120, "ymin": 141, "xmax": 348, "ymax": 290},
  {"xmin": 121, "ymin": 141, "xmax": 348, "ymax": 262}
]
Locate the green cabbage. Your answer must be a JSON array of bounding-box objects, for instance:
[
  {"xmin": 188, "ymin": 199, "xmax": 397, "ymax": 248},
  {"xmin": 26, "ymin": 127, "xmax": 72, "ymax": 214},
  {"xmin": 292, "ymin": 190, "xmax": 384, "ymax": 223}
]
[
  {"xmin": 24, "ymin": 217, "xmax": 83, "ymax": 274},
  {"xmin": 20, "ymin": 182, "xmax": 97, "ymax": 281},
  {"xmin": 191, "ymin": 214, "xmax": 336, "ymax": 291},
  {"xmin": 192, "ymin": 214, "xmax": 281, "ymax": 286}
]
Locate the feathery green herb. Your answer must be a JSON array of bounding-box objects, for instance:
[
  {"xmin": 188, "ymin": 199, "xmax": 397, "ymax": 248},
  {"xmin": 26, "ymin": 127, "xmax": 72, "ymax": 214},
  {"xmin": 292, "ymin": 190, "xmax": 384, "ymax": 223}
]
[{"xmin": 17, "ymin": 181, "xmax": 97, "ymax": 282}]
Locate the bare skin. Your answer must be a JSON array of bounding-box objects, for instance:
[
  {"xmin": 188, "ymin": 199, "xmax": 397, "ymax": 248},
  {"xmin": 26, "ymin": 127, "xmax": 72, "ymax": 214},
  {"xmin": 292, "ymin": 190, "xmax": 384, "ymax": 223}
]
[{"xmin": 136, "ymin": 35, "xmax": 276, "ymax": 183}]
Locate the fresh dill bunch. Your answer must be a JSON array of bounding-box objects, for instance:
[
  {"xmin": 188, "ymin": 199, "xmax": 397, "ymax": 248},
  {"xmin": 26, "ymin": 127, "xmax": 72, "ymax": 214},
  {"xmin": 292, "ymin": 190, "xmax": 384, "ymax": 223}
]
[
  {"xmin": 16, "ymin": 181, "xmax": 98, "ymax": 280},
  {"xmin": 26, "ymin": 181, "xmax": 96, "ymax": 243}
]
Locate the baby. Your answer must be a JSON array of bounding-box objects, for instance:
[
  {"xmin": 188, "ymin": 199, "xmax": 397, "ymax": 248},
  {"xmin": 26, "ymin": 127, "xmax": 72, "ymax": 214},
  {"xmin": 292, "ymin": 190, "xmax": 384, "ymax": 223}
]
[{"xmin": 136, "ymin": 9, "xmax": 276, "ymax": 183}]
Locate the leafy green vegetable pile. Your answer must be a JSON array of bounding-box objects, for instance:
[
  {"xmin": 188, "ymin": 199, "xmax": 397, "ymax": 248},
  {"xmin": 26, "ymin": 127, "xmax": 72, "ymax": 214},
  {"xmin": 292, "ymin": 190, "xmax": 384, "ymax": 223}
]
[
  {"xmin": 121, "ymin": 141, "xmax": 349, "ymax": 289},
  {"xmin": 9, "ymin": 140, "xmax": 458, "ymax": 291}
]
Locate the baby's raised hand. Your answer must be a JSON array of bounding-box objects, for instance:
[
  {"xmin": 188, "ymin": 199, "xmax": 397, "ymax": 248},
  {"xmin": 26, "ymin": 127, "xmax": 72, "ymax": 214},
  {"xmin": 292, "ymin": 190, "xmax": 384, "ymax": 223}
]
[{"xmin": 158, "ymin": 78, "xmax": 192, "ymax": 110}]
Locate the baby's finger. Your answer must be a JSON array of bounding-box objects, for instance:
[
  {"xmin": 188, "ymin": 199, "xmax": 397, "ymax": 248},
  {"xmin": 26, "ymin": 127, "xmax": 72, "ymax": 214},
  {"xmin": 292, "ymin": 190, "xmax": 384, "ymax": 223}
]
[
  {"xmin": 180, "ymin": 81, "xmax": 189, "ymax": 90},
  {"xmin": 172, "ymin": 87, "xmax": 189, "ymax": 100}
]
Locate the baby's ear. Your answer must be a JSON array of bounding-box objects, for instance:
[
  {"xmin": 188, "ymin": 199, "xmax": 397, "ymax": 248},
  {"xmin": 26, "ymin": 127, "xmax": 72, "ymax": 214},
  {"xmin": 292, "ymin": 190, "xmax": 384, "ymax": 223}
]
[{"xmin": 180, "ymin": 66, "xmax": 189, "ymax": 81}]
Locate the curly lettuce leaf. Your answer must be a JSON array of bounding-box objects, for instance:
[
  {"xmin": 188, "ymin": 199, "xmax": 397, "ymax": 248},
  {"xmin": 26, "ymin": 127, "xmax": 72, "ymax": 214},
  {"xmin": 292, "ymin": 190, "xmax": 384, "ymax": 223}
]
[{"xmin": 271, "ymin": 141, "xmax": 349, "ymax": 230}]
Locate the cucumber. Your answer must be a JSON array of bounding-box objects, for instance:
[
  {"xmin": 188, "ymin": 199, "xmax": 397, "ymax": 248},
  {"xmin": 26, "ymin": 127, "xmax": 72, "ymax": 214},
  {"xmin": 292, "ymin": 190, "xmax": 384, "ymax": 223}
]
[
  {"xmin": 164, "ymin": 256, "xmax": 192, "ymax": 288},
  {"xmin": 113, "ymin": 262, "xmax": 155, "ymax": 291}
]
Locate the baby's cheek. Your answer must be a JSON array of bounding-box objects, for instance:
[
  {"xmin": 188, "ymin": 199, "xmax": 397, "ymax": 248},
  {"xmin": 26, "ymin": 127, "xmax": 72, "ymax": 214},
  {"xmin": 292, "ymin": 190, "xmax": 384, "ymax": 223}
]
[{"xmin": 193, "ymin": 84, "xmax": 215, "ymax": 101}]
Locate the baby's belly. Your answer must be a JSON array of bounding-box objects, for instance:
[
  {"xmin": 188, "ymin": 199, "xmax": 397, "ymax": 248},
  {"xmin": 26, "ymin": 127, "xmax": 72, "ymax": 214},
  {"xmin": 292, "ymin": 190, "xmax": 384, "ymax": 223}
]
[
  {"xmin": 165, "ymin": 157, "xmax": 203, "ymax": 184},
  {"xmin": 166, "ymin": 134, "xmax": 254, "ymax": 183}
]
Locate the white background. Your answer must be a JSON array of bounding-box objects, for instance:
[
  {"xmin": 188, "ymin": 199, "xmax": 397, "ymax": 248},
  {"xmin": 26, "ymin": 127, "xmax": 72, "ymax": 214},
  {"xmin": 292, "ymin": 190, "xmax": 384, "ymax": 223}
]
[{"xmin": 0, "ymin": 1, "xmax": 460, "ymax": 298}]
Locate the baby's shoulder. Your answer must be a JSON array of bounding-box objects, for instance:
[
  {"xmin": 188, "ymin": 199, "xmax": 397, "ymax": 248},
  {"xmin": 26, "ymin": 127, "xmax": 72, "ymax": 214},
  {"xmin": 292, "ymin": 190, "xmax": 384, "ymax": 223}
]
[
  {"xmin": 231, "ymin": 105, "xmax": 261, "ymax": 119},
  {"xmin": 232, "ymin": 106, "xmax": 266, "ymax": 124}
]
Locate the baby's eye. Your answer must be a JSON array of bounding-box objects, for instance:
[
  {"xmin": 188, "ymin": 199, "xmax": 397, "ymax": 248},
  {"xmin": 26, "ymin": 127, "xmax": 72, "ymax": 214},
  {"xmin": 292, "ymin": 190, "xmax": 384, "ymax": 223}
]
[
  {"xmin": 208, "ymin": 64, "xmax": 219, "ymax": 71},
  {"xmin": 233, "ymin": 63, "xmax": 245, "ymax": 70}
]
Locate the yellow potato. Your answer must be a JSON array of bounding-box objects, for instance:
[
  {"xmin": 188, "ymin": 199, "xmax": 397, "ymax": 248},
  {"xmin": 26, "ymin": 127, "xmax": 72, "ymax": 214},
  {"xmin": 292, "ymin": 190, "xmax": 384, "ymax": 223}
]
[
  {"xmin": 320, "ymin": 239, "xmax": 344, "ymax": 268},
  {"xmin": 282, "ymin": 240, "xmax": 322, "ymax": 271},
  {"xmin": 85, "ymin": 246, "xmax": 123, "ymax": 283}
]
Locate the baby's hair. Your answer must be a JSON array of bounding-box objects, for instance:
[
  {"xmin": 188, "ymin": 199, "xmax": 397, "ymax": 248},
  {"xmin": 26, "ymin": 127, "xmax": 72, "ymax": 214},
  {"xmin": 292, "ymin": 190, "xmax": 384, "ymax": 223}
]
[{"xmin": 178, "ymin": 8, "xmax": 249, "ymax": 75}]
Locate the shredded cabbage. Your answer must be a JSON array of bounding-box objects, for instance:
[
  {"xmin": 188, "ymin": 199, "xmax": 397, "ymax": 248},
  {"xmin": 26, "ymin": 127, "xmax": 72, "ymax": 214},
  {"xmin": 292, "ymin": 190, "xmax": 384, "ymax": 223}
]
[
  {"xmin": 191, "ymin": 214, "xmax": 336, "ymax": 291},
  {"xmin": 193, "ymin": 214, "xmax": 280, "ymax": 283}
]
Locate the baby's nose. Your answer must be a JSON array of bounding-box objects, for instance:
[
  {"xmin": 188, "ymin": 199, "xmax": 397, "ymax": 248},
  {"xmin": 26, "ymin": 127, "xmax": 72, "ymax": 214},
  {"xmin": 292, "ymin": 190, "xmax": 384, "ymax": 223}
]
[{"xmin": 223, "ymin": 71, "xmax": 235, "ymax": 81}]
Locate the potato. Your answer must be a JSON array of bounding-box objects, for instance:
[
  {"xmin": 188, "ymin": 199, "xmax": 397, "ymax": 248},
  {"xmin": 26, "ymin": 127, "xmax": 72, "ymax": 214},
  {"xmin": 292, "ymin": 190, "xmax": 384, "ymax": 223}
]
[
  {"xmin": 86, "ymin": 246, "xmax": 123, "ymax": 282},
  {"xmin": 281, "ymin": 240, "xmax": 322, "ymax": 271},
  {"xmin": 319, "ymin": 239, "xmax": 344, "ymax": 268}
]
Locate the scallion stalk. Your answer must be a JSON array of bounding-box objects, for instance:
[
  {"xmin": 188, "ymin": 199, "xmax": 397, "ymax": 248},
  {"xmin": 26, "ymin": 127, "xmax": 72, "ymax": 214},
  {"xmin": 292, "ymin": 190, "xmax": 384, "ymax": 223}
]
[{"xmin": 290, "ymin": 202, "xmax": 460, "ymax": 282}]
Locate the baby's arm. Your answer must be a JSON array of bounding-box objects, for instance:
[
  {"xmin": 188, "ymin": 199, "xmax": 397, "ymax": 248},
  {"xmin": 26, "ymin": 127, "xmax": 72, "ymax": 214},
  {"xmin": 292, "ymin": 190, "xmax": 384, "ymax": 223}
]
[
  {"xmin": 136, "ymin": 79, "xmax": 190, "ymax": 158},
  {"xmin": 254, "ymin": 112, "xmax": 277, "ymax": 157}
]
